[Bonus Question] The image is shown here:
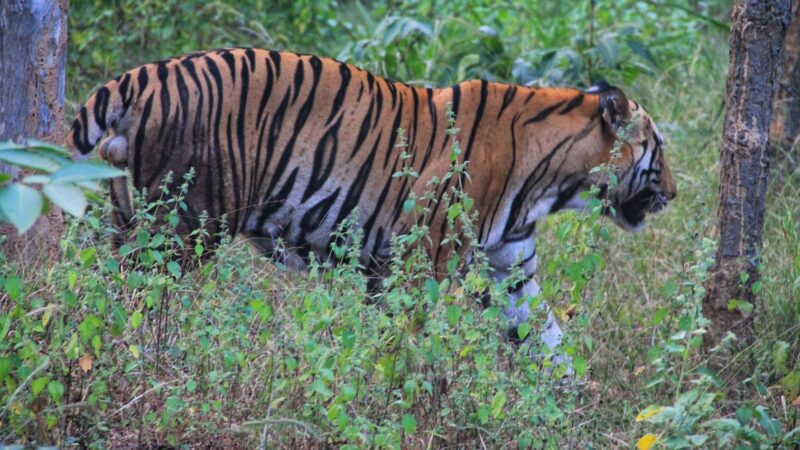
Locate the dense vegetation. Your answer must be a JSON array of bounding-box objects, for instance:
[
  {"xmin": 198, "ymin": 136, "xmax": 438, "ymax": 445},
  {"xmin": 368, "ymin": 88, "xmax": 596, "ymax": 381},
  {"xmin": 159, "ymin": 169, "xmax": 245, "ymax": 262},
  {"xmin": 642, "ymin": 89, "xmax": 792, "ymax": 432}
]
[{"xmin": 1, "ymin": 0, "xmax": 798, "ymax": 448}]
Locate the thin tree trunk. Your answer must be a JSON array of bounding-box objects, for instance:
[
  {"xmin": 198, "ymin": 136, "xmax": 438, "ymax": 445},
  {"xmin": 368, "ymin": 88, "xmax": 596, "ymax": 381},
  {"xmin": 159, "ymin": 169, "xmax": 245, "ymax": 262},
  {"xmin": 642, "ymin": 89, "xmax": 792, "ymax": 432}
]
[
  {"xmin": 705, "ymin": 0, "xmax": 790, "ymax": 342},
  {"xmin": 771, "ymin": 0, "xmax": 800, "ymax": 157},
  {"xmin": 0, "ymin": 0, "xmax": 68, "ymax": 263}
]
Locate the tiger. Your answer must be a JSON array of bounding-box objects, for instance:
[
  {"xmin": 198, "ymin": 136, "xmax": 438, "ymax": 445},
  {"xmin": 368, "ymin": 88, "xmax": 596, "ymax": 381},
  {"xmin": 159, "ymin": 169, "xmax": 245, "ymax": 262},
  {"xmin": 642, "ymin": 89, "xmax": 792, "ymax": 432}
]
[{"xmin": 65, "ymin": 47, "xmax": 676, "ymax": 360}]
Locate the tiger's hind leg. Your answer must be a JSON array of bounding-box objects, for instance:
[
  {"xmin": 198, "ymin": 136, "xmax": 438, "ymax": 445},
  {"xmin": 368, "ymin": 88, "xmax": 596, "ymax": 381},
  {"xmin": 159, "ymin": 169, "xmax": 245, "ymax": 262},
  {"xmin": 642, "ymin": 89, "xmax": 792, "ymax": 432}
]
[{"xmin": 97, "ymin": 135, "xmax": 136, "ymax": 250}]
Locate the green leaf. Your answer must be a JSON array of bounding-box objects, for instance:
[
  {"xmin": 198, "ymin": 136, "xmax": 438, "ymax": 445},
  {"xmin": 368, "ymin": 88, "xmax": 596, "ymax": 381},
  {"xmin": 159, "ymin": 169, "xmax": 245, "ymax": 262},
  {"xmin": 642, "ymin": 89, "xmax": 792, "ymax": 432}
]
[
  {"xmin": 573, "ymin": 355, "xmax": 587, "ymax": 377},
  {"xmin": 727, "ymin": 299, "xmax": 753, "ymax": 314},
  {"xmin": 26, "ymin": 139, "xmax": 71, "ymax": 157},
  {"xmin": 0, "ymin": 357, "xmax": 9, "ymax": 381},
  {"xmin": 167, "ymin": 261, "xmax": 181, "ymax": 278},
  {"xmin": 736, "ymin": 405, "xmax": 754, "ymax": 425},
  {"xmin": 517, "ymin": 322, "xmax": 531, "ymax": 340},
  {"xmin": 703, "ymin": 418, "xmax": 741, "ymax": 432},
  {"xmin": 43, "ymin": 183, "xmax": 88, "ymax": 217},
  {"xmin": 341, "ymin": 384, "xmax": 357, "ymax": 401},
  {"xmin": 32, "ymin": 376, "xmax": 50, "ymax": 396},
  {"xmin": 47, "ymin": 380, "xmax": 65, "ymax": 402},
  {"xmin": 0, "ymin": 148, "xmax": 60, "ymax": 172},
  {"xmin": 5, "ymin": 276, "xmax": 22, "ymax": 301},
  {"xmin": 130, "ymin": 310, "xmax": 143, "ymax": 329},
  {"xmin": 446, "ymin": 305, "xmax": 461, "ymax": 326},
  {"xmin": 651, "ymin": 307, "xmax": 669, "ymax": 325},
  {"xmin": 463, "ymin": 197, "xmax": 474, "ymax": 212},
  {"xmin": 22, "ymin": 174, "xmax": 50, "ymax": 184},
  {"xmin": 149, "ymin": 233, "xmax": 166, "ymax": 248},
  {"xmin": 477, "ymin": 405, "xmax": 490, "ymax": 424},
  {"xmin": 772, "ymin": 341, "xmax": 790, "ymax": 374},
  {"xmin": 424, "ymin": 278, "xmax": 439, "ymax": 302},
  {"xmin": 596, "ymin": 35, "xmax": 620, "ymax": 68},
  {"xmin": 754, "ymin": 405, "xmax": 781, "ymax": 437},
  {"xmin": 491, "ymin": 390, "xmax": 506, "ymax": 418},
  {"xmin": 447, "ymin": 203, "xmax": 462, "ymax": 221},
  {"xmin": 50, "ymin": 162, "xmax": 126, "ymax": 183},
  {"xmin": 0, "ymin": 183, "xmax": 43, "ymax": 233},
  {"xmin": 403, "ymin": 198, "xmax": 416, "ymax": 213},
  {"xmin": 92, "ymin": 334, "xmax": 102, "ymax": 355},
  {"xmin": 625, "ymin": 38, "xmax": 658, "ymax": 67},
  {"xmin": 401, "ymin": 414, "xmax": 416, "ymax": 434},
  {"xmin": 0, "ymin": 141, "xmax": 24, "ymax": 152},
  {"xmin": 686, "ymin": 434, "xmax": 707, "ymax": 446}
]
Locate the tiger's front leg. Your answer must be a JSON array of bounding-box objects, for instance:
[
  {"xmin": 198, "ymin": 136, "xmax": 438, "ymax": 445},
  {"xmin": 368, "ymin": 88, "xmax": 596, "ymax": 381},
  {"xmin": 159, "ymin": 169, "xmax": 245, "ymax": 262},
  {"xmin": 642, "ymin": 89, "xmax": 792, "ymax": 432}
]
[
  {"xmin": 507, "ymin": 277, "xmax": 565, "ymax": 355},
  {"xmin": 486, "ymin": 233, "xmax": 572, "ymax": 374}
]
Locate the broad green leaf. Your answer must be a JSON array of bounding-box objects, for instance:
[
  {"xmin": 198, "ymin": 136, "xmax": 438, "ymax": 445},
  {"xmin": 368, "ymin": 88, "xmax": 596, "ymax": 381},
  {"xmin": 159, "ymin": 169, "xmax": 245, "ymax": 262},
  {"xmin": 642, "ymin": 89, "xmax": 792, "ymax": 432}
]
[
  {"xmin": 477, "ymin": 405, "xmax": 490, "ymax": 424},
  {"xmin": 686, "ymin": 434, "xmax": 707, "ymax": 445},
  {"xmin": 424, "ymin": 278, "xmax": 439, "ymax": 302},
  {"xmin": 517, "ymin": 322, "xmax": 531, "ymax": 340},
  {"xmin": 5, "ymin": 276, "xmax": 22, "ymax": 301},
  {"xmin": 401, "ymin": 414, "xmax": 416, "ymax": 434},
  {"xmin": 167, "ymin": 261, "xmax": 181, "ymax": 278},
  {"xmin": 50, "ymin": 162, "xmax": 126, "ymax": 183},
  {"xmin": 47, "ymin": 380, "xmax": 65, "ymax": 402},
  {"xmin": 0, "ymin": 357, "xmax": 9, "ymax": 380},
  {"xmin": 754, "ymin": 405, "xmax": 781, "ymax": 437},
  {"xmin": 22, "ymin": 174, "xmax": 50, "ymax": 184},
  {"xmin": 43, "ymin": 183, "xmax": 88, "ymax": 217},
  {"xmin": 32, "ymin": 376, "xmax": 50, "ymax": 396},
  {"xmin": 491, "ymin": 390, "xmax": 506, "ymax": 418},
  {"xmin": 636, "ymin": 405, "xmax": 663, "ymax": 422},
  {"xmin": 0, "ymin": 183, "xmax": 44, "ymax": 233},
  {"xmin": 0, "ymin": 142, "xmax": 24, "ymax": 152},
  {"xmin": 130, "ymin": 310, "xmax": 143, "ymax": 329},
  {"xmin": 625, "ymin": 38, "xmax": 658, "ymax": 66},
  {"xmin": 26, "ymin": 139, "xmax": 71, "ymax": 157},
  {"xmin": 573, "ymin": 355, "xmax": 587, "ymax": 377},
  {"xmin": 702, "ymin": 418, "xmax": 741, "ymax": 432},
  {"xmin": 446, "ymin": 305, "xmax": 461, "ymax": 326},
  {"xmin": 0, "ymin": 148, "xmax": 60, "ymax": 172}
]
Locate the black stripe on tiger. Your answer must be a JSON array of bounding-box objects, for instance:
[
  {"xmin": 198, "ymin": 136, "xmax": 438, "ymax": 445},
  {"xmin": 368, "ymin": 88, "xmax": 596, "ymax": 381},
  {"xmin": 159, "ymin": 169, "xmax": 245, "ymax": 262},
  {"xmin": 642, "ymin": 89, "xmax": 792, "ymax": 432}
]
[{"xmin": 523, "ymin": 100, "xmax": 566, "ymax": 126}]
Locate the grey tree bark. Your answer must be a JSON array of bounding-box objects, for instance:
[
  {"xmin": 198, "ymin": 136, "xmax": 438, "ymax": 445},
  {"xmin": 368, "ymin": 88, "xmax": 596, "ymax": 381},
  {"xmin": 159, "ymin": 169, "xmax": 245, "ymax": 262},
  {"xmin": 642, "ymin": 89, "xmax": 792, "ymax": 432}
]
[
  {"xmin": 0, "ymin": 0, "xmax": 68, "ymax": 263},
  {"xmin": 771, "ymin": 0, "xmax": 800, "ymax": 157},
  {"xmin": 705, "ymin": 0, "xmax": 790, "ymax": 342}
]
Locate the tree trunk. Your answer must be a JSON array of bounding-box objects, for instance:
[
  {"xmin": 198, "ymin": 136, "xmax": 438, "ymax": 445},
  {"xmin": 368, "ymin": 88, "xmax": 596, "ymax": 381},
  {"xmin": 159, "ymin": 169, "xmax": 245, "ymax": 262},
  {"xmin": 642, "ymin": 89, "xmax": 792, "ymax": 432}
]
[
  {"xmin": 0, "ymin": 0, "xmax": 68, "ymax": 264},
  {"xmin": 705, "ymin": 0, "xmax": 790, "ymax": 343},
  {"xmin": 771, "ymin": 0, "xmax": 800, "ymax": 156}
]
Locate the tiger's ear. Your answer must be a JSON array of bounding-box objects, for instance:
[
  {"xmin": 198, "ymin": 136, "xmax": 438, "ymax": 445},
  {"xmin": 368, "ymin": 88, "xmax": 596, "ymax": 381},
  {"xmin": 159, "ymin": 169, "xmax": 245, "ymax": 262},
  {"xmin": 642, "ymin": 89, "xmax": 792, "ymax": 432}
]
[{"xmin": 598, "ymin": 86, "xmax": 631, "ymax": 130}]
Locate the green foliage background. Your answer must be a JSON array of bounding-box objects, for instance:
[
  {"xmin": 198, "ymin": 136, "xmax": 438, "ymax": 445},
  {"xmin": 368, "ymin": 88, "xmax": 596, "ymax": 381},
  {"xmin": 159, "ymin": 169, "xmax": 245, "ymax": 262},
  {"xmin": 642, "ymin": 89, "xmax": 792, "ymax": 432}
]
[{"xmin": 0, "ymin": 0, "xmax": 798, "ymax": 448}]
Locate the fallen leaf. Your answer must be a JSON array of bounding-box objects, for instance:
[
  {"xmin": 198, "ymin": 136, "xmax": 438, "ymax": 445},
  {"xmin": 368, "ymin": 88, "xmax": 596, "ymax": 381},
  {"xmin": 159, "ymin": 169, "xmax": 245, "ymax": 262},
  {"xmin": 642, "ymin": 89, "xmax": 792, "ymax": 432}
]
[
  {"xmin": 636, "ymin": 406, "xmax": 662, "ymax": 422},
  {"xmin": 792, "ymin": 396, "xmax": 800, "ymax": 407},
  {"xmin": 633, "ymin": 365, "xmax": 647, "ymax": 376},
  {"xmin": 79, "ymin": 354, "xmax": 93, "ymax": 372},
  {"xmin": 636, "ymin": 433, "xmax": 658, "ymax": 450}
]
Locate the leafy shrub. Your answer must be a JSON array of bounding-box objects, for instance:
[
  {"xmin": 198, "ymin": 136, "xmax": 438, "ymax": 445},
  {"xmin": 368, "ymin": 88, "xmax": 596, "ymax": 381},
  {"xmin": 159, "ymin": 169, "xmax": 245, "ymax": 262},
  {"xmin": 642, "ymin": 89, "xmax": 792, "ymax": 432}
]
[{"xmin": 0, "ymin": 142, "xmax": 124, "ymax": 234}]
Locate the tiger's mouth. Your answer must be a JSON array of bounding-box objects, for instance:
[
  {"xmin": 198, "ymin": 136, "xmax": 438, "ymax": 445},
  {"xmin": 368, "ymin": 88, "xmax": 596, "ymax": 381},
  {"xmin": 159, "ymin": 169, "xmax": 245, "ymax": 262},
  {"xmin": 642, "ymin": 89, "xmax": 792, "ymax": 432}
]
[{"xmin": 612, "ymin": 187, "xmax": 669, "ymax": 231}]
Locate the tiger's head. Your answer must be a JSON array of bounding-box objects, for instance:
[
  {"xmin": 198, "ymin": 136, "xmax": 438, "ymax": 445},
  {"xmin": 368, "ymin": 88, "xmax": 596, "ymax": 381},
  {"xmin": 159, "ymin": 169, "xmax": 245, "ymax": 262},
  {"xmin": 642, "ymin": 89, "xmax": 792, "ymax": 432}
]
[{"xmin": 587, "ymin": 82, "xmax": 676, "ymax": 231}]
